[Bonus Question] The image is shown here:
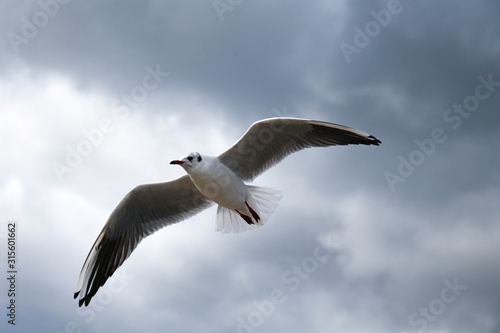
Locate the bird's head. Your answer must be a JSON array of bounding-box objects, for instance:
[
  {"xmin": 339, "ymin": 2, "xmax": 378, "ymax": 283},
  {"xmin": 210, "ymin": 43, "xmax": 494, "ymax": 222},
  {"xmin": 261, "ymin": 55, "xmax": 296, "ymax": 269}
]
[{"xmin": 170, "ymin": 152, "xmax": 203, "ymax": 170}]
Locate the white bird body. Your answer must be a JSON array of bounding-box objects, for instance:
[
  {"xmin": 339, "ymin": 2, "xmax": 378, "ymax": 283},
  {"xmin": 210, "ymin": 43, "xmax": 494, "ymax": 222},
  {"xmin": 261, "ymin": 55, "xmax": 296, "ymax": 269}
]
[
  {"xmin": 74, "ymin": 117, "xmax": 381, "ymax": 307},
  {"xmin": 172, "ymin": 153, "xmax": 280, "ymax": 229},
  {"xmin": 182, "ymin": 154, "xmax": 247, "ymax": 209}
]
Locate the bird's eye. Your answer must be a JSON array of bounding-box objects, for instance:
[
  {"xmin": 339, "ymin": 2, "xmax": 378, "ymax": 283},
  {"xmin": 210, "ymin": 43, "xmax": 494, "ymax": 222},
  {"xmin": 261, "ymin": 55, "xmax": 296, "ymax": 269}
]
[{"xmin": 187, "ymin": 156, "xmax": 193, "ymax": 162}]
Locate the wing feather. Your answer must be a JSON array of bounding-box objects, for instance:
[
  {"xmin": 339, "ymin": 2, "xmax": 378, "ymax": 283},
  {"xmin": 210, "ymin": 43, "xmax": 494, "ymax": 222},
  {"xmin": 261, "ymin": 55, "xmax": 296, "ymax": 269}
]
[
  {"xmin": 218, "ymin": 118, "xmax": 381, "ymax": 181},
  {"xmin": 74, "ymin": 175, "xmax": 212, "ymax": 306}
]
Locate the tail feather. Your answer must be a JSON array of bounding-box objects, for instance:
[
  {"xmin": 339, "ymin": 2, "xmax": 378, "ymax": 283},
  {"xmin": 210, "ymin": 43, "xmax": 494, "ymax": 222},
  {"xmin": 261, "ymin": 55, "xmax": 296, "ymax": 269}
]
[
  {"xmin": 246, "ymin": 185, "xmax": 281, "ymax": 219},
  {"xmin": 215, "ymin": 185, "xmax": 282, "ymax": 234},
  {"xmin": 216, "ymin": 205, "xmax": 253, "ymax": 233}
]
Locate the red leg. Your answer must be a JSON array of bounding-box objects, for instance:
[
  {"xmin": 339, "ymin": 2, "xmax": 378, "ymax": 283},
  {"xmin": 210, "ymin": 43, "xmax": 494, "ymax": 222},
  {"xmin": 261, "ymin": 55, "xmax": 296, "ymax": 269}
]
[
  {"xmin": 245, "ymin": 202, "xmax": 260, "ymax": 222},
  {"xmin": 236, "ymin": 210, "xmax": 254, "ymax": 225}
]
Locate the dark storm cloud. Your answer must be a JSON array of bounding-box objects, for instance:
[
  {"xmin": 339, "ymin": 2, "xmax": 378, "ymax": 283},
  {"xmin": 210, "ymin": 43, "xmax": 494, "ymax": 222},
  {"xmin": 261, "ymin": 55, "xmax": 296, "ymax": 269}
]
[
  {"xmin": 2, "ymin": 0, "xmax": 500, "ymax": 332},
  {"xmin": 3, "ymin": 1, "xmax": 332, "ymax": 118}
]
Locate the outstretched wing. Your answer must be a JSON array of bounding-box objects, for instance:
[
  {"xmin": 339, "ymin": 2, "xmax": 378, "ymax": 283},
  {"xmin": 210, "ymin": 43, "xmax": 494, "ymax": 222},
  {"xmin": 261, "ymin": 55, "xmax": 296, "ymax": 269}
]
[
  {"xmin": 74, "ymin": 175, "xmax": 212, "ymax": 307},
  {"xmin": 218, "ymin": 118, "xmax": 381, "ymax": 181}
]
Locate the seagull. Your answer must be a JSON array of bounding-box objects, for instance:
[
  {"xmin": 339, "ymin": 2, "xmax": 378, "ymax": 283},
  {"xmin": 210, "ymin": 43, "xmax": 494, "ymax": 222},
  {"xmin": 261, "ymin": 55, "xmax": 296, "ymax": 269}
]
[{"xmin": 74, "ymin": 117, "xmax": 381, "ymax": 306}]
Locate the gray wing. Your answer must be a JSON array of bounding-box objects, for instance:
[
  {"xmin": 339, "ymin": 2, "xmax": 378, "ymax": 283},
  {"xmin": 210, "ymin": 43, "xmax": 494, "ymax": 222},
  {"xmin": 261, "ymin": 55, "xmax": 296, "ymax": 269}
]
[
  {"xmin": 218, "ymin": 118, "xmax": 381, "ymax": 181},
  {"xmin": 74, "ymin": 175, "xmax": 212, "ymax": 307}
]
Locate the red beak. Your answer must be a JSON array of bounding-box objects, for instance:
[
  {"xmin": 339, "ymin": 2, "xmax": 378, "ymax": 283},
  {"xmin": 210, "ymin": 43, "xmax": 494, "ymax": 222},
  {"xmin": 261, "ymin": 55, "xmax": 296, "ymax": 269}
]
[{"xmin": 170, "ymin": 160, "xmax": 185, "ymax": 165}]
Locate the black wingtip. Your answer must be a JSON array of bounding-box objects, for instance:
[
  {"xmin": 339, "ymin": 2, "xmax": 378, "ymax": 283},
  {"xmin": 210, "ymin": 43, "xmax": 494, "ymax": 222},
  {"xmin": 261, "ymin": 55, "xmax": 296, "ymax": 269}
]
[
  {"xmin": 77, "ymin": 296, "xmax": 91, "ymax": 307},
  {"xmin": 79, "ymin": 298, "xmax": 85, "ymax": 307},
  {"xmin": 74, "ymin": 290, "xmax": 91, "ymax": 307},
  {"xmin": 368, "ymin": 135, "xmax": 382, "ymax": 146}
]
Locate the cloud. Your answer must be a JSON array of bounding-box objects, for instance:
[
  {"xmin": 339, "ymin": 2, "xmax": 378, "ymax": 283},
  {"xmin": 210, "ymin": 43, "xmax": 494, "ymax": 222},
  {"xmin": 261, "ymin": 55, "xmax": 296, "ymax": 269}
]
[{"xmin": 1, "ymin": 1, "xmax": 499, "ymax": 332}]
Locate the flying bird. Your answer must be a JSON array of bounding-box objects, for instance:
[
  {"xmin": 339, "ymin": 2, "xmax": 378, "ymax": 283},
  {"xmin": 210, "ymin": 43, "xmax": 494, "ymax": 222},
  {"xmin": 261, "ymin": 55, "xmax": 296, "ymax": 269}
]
[{"xmin": 74, "ymin": 117, "xmax": 381, "ymax": 306}]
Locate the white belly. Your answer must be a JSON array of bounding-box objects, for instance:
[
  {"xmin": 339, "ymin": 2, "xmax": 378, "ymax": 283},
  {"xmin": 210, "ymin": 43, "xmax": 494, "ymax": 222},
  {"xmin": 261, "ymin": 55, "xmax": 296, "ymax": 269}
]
[{"xmin": 188, "ymin": 159, "xmax": 248, "ymax": 209}]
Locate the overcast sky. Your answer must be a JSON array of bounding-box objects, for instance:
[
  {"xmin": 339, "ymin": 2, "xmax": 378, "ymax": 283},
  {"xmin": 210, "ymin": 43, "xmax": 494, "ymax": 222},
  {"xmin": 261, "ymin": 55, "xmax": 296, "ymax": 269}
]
[{"xmin": 1, "ymin": 0, "xmax": 499, "ymax": 332}]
